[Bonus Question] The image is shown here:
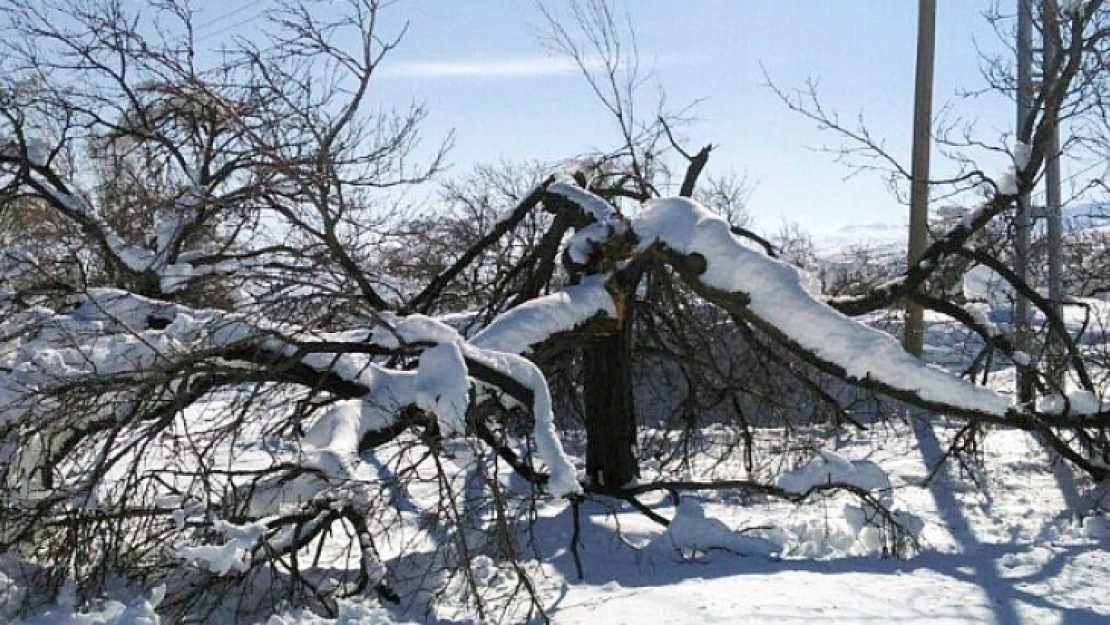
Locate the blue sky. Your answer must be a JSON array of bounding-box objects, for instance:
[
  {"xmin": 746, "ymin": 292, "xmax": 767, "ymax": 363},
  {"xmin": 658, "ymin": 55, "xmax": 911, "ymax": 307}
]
[{"xmin": 191, "ymin": 1, "xmax": 1016, "ymax": 237}]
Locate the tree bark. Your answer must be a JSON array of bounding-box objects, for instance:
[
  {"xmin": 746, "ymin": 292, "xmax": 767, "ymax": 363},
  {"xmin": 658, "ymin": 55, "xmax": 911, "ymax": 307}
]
[{"xmin": 582, "ymin": 311, "xmax": 638, "ymax": 490}]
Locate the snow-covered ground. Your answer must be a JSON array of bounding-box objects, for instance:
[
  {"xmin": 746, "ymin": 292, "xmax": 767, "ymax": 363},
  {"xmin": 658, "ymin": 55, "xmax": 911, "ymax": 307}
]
[
  {"xmin": 8, "ymin": 419, "xmax": 1106, "ymax": 624},
  {"xmin": 546, "ymin": 422, "xmax": 1110, "ymax": 624}
]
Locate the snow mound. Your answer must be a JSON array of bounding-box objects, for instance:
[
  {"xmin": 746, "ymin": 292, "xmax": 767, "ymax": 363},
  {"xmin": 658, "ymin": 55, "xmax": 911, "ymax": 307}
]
[
  {"xmin": 262, "ymin": 600, "xmax": 412, "ymax": 625},
  {"xmin": 12, "ymin": 584, "xmax": 164, "ymax": 625},
  {"xmin": 994, "ymin": 168, "xmax": 1019, "ymax": 195},
  {"xmin": 778, "ymin": 450, "xmax": 892, "ymax": 503},
  {"xmin": 770, "ymin": 499, "xmax": 924, "ymax": 560},
  {"xmin": 772, "ymin": 451, "xmax": 922, "ymax": 558},
  {"xmin": 649, "ymin": 499, "xmax": 779, "ymax": 557}
]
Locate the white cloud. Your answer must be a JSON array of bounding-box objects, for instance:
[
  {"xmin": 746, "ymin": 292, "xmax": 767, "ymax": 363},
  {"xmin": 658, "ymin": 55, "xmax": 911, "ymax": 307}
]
[{"xmin": 380, "ymin": 55, "xmax": 604, "ymax": 79}]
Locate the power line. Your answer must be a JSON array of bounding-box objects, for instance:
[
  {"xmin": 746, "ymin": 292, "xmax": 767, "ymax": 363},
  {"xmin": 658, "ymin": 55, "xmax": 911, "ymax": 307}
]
[
  {"xmin": 193, "ymin": 4, "xmax": 257, "ymax": 34},
  {"xmin": 194, "ymin": 13, "xmax": 264, "ymax": 43}
]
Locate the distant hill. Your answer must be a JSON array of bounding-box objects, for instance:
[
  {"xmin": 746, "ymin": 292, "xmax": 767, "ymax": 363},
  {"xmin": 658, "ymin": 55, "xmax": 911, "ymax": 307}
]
[
  {"xmin": 813, "ymin": 201, "xmax": 1110, "ymax": 256},
  {"xmin": 816, "ymin": 222, "xmax": 906, "ymax": 252}
]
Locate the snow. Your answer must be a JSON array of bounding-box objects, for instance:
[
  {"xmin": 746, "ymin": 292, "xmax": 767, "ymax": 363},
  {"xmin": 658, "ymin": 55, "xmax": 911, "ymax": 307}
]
[
  {"xmin": 772, "ymin": 450, "xmax": 918, "ymax": 558},
  {"xmin": 649, "ymin": 498, "xmax": 779, "ymax": 557},
  {"xmin": 5, "ymin": 295, "xmax": 604, "ymax": 537},
  {"xmin": 777, "ymin": 450, "xmax": 892, "ymax": 502},
  {"xmin": 9, "ymin": 189, "xmax": 1110, "ymax": 624},
  {"xmin": 151, "ymin": 193, "xmax": 201, "ymax": 262},
  {"xmin": 470, "ymin": 274, "xmax": 615, "ymax": 353},
  {"xmin": 415, "ymin": 341, "xmax": 470, "ymax": 436},
  {"xmin": 358, "ymin": 307, "xmax": 583, "ymax": 496},
  {"xmin": 0, "ymin": 137, "xmax": 49, "ymax": 165},
  {"xmin": 554, "ymin": 568, "xmax": 1037, "ymax": 624},
  {"xmin": 30, "ymin": 184, "xmax": 232, "ymax": 296},
  {"xmin": 0, "ymin": 284, "xmax": 584, "ymax": 503},
  {"xmin": 261, "ymin": 601, "xmax": 411, "ymax": 625},
  {"xmin": 161, "ymin": 257, "xmax": 270, "ymax": 295},
  {"xmin": 548, "ymin": 179, "xmax": 629, "ymax": 264},
  {"xmin": 11, "ymin": 584, "xmax": 164, "ymax": 625},
  {"xmin": 301, "ymin": 400, "xmax": 381, "ymax": 476},
  {"xmin": 6, "ymin": 382, "xmax": 1110, "ymax": 624},
  {"xmin": 103, "ymin": 231, "xmax": 158, "ymax": 274},
  {"xmin": 963, "ymin": 263, "xmax": 1011, "ymax": 306},
  {"xmin": 546, "ymin": 425, "xmax": 1110, "ymax": 624},
  {"xmin": 548, "ymin": 179, "xmax": 624, "ymax": 226},
  {"xmin": 368, "ymin": 312, "xmax": 459, "ymax": 349},
  {"xmin": 995, "ymin": 168, "xmax": 1020, "ymax": 196},
  {"xmin": 358, "ymin": 308, "xmax": 584, "ymax": 496},
  {"xmin": 6, "ymin": 582, "xmax": 411, "ymax": 625},
  {"xmin": 158, "ymin": 263, "xmax": 195, "ymax": 294},
  {"xmin": 174, "ymin": 519, "xmax": 270, "ymax": 575},
  {"xmin": 633, "ymin": 197, "xmax": 1013, "ymax": 416},
  {"xmin": 964, "ymin": 302, "xmax": 1001, "ymax": 337},
  {"xmin": 463, "ymin": 347, "xmax": 581, "ymax": 497},
  {"xmin": 1036, "ymin": 390, "xmax": 1110, "ymax": 416},
  {"xmin": 566, "ymin": 221, "xmax": 612, "ymax": 264},
  {"xmin": 466, "ymin": 555, "xmax": 520, "ymax": 590},
  {"xmin": 1014, "ymin": 141, "xmax": 1033, "ymax": 169}
]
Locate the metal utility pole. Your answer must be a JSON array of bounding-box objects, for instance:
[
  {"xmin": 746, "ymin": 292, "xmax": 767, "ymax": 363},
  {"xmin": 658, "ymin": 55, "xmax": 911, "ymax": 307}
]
[
  {"xmin": 1016, "ymin": 0, "xmax": 1034, "ymax": 402},
  {"xmin": 1043, "ymin": 0, "xmax": 1066, "ymax": 390},
  {"xmin": 904, "ymin": 0, "xmax": 936, "ymax": 358}
]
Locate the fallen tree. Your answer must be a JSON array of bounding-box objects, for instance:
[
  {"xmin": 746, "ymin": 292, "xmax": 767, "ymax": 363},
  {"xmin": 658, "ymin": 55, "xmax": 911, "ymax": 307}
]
[{"xmin": 3, "ymin": 0, "xmax": 1110, "ymax": 622}]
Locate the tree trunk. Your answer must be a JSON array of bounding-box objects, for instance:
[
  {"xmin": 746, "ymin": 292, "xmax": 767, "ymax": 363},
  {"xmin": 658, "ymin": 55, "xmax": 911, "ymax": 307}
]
[{"xmin": 582, "ymin": 313, "xmax": 638, "ymax": 490}]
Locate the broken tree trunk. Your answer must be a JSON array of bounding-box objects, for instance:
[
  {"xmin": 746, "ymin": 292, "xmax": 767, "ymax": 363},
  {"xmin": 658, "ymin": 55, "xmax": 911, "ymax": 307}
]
[{"xmin": 582, "ymin": 306, "xmax": 638, "ymax": 490}]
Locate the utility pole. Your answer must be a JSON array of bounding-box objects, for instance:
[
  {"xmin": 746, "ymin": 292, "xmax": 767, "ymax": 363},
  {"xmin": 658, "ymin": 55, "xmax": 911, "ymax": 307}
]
[
  {"xmin": 904, "ymin": 0, "xmax": 936, "ymax": 358},
  {"xmin": 1016, "ymin": 0, "xmax": 1034, "ymax": 402},
  {"xmin": 1043, "ymin": 0, "xmax": 1066, "ymax": 390}
]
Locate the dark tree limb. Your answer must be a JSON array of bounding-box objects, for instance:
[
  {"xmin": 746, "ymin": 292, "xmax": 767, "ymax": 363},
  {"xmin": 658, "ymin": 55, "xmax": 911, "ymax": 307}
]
[
  {"xmin": 403, "ymin": 181, "xmax": 553, "ymax": 315},
  {"xmin": 953, "ymin": 246, "xmax": 1093, "ymax": 392},
  {"xmin": 730, "ymin": 225, "xmax": 779, "ymax": 258},
  {"xmin": 828, "ymin": 191, "xmax": 1014, "ymax": 317}
]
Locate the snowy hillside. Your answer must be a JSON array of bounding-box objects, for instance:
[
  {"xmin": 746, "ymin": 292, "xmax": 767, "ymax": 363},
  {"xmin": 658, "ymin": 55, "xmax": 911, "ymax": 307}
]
[{"xmin": 816, "ymin": 221, "xmax": 908, "ymax": 253}]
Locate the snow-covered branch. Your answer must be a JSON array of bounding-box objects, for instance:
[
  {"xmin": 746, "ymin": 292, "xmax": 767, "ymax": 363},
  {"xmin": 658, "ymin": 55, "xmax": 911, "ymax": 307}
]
[{"xmin": 634, "ymin": 197, "xmax": 1015, "ymax": 419}]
